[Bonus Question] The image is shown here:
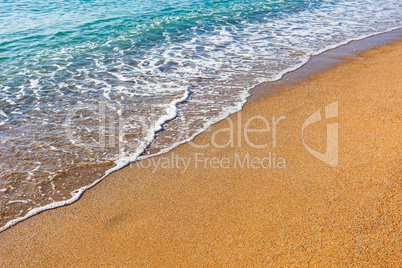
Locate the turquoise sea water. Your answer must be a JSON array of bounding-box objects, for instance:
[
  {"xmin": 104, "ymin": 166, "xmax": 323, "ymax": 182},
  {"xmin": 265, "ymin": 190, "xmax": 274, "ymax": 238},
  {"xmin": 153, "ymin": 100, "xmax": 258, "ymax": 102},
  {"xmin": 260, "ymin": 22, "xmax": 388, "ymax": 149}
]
[{"xmin": 0, "ymin": 0, "xmax": 401, "ymax": 231}]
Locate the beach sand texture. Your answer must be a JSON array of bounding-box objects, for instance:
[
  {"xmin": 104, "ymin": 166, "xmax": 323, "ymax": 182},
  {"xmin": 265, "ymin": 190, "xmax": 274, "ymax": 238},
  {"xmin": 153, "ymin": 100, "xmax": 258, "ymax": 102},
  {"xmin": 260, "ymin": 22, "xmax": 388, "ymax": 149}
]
[{"xmin": 0, "ymin": 40, "xmax": 401, "ymax": 267}]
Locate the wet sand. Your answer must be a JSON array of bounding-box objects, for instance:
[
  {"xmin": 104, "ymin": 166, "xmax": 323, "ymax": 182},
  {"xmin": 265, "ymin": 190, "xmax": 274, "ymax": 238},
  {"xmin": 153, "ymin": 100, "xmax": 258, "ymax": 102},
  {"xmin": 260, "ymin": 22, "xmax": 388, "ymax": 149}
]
[{"xmin": 0, "ymin": 40, "xmax": 401, "ymax": 267}]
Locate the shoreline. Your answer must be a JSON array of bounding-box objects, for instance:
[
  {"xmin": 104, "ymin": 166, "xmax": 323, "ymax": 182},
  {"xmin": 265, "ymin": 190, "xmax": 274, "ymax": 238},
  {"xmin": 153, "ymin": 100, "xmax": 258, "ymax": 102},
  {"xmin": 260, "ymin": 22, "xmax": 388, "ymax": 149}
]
[
  {"xmin": 0, "ymin": 36, "xmax": 400, "ymax": 264},
  {"xmin": 2, "ymin": 28, "xmax": 401, "ymax": 234},
  {"xmin": 249, "ymin": 27, "xmax": 402, "ymax": 102}
]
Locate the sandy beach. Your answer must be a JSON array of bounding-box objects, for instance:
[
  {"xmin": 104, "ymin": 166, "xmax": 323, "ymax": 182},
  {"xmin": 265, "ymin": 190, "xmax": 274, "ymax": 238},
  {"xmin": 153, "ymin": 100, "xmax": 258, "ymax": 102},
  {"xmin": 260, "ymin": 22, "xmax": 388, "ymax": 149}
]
[{"xmin": 0, "ymin": 39, "xmax": 401, "ymax": 266}]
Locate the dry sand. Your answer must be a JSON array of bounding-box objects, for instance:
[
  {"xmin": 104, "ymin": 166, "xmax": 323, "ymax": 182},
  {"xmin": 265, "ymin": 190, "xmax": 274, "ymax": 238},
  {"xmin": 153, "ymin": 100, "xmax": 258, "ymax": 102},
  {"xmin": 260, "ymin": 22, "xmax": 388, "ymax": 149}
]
[{"xmin": 0, "ymin": 40, "xmax": 401, "ymax": 267}]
